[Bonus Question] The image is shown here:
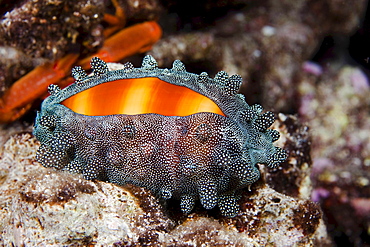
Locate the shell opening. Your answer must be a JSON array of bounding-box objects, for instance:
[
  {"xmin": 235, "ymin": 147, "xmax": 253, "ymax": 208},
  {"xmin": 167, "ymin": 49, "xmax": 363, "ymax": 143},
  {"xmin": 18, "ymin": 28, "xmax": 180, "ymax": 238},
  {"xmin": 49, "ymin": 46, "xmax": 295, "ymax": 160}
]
[{"xmin": 62, "ymin": 78, "xmax": 225, "ymax": 117}]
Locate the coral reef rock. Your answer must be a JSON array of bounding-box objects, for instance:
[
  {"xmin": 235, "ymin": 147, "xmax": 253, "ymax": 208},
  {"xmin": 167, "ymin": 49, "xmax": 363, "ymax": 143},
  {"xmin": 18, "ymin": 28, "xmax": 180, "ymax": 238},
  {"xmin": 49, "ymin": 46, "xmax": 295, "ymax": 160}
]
[{"xmin": 299, "ymin": 65, "xmax": 370, "ymax": 246}]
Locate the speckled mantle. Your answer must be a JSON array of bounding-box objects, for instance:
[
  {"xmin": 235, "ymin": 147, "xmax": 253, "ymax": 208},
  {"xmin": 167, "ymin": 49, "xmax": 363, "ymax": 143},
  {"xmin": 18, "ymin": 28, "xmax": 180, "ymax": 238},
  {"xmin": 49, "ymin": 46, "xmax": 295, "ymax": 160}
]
[{"xmin": 33, "ymin": 56, "xmax": 286, "ymax": 217}]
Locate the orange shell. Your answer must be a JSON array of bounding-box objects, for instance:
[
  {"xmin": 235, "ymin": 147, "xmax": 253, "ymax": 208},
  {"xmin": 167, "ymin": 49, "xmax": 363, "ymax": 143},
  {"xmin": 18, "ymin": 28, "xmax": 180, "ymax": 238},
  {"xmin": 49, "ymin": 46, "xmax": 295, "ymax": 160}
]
[{"xmin": 62, "ymin": 78, "xmax": 225, "ymax": 117}]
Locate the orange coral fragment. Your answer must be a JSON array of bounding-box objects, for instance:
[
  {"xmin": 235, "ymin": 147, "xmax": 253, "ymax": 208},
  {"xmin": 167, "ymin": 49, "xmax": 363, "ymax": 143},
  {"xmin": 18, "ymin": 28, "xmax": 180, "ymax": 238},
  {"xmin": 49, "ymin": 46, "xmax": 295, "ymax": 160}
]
[
  {"xmin": 0, "ymin": 54, "xmax": 79, "ymax": 123},
  {"xmin": 102, "ymin": 0, "xmax": 126, "ymax": 37},
  {"xmin": 62, "ymin": 78, "xmax": 225, "ymax": 117},
  {"xmin": 79, "ymin": 21, "xmax": 162, "ymax": 69}
]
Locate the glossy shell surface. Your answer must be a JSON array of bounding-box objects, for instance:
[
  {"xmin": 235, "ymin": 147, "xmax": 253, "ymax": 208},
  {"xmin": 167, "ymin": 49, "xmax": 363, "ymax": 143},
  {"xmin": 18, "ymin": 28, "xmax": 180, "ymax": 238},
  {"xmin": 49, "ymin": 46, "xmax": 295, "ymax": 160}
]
[{"xmin": 33, "ymin": 56, "xmax": 287, "ymax": 217}]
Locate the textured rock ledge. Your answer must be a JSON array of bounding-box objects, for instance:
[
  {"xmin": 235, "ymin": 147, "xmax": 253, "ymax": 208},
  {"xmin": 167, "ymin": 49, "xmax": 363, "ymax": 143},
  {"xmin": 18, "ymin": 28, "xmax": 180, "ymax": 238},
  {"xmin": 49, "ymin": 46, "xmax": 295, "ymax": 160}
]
[{"xmin": 0, "ymin": 114, "xmax": 331, "ymax": 246}]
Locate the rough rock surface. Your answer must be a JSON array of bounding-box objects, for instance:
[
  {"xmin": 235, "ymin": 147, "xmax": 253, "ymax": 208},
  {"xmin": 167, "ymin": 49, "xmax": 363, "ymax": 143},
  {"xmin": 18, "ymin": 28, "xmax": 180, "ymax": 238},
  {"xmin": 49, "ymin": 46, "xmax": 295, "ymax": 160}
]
[
  {"xmin": 0, "ymin": 114, "xmax": 331, "ymax": 246},
  {"xmin": 265, "ymin": 114, "xmax": 312, "ymax": 201},
  {"xmin": 0, "ymin": 0, "xmax": 161, "ymax": 96},
  {"xmin": 151, "ymin": 0, "xmax": 367, "ymax": 112},
  {"xmin": 298, "ymin": 65, "xmax": 370, "ymax": 246},
  {"xmin": 0, "ymin": 0, "xmax": 105, "ymax": 95}
]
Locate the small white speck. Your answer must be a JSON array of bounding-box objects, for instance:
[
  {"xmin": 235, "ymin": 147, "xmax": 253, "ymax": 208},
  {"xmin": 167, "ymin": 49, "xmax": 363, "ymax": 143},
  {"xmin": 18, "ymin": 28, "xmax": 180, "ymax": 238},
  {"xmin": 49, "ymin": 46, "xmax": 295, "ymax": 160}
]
[
  {"xmin": 177, "ymin": 43, "xmax": 186, "ymax": 51},
  {"xmin": 340, "ymin": 171, "xmax": 351, "ymax": 179},
  {"xmin": 364, "ymin": 158, "xmax": 370, "ymax": 167},
  {"xmin": 235, "ymin": 13, "xmax": 245, "ymax": 22},
  {"xmin": 253, "ymin": 50, "xmax": 261, "ymax": 57},
  {"xmin": 261, "ymin": 26, "xmax": 276, "ymax": 36},
  {"xmin": 185, "ymin": 164, "xmax": 197, "ymax": 169}
]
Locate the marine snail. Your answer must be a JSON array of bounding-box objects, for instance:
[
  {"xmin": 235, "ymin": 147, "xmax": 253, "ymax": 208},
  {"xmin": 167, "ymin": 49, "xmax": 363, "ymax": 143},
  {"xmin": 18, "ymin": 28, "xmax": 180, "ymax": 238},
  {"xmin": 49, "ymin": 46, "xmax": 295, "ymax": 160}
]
[{"xmin": 33, "ymin": 55, "xmax": 287, "ymax": 217}]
